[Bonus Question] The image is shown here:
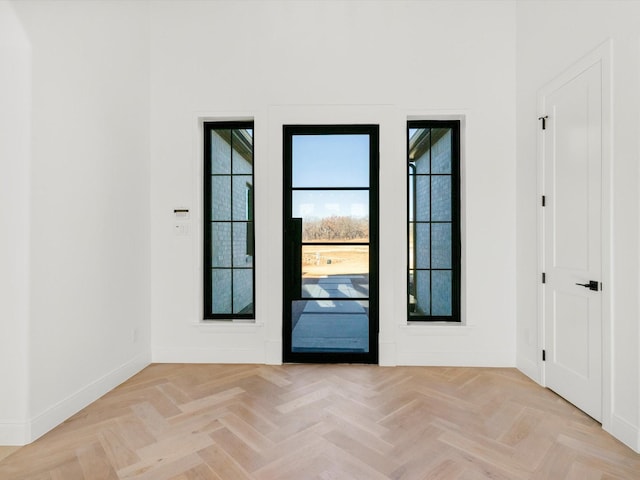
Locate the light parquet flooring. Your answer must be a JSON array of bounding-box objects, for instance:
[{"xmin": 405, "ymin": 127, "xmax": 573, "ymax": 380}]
[
  {"xmin": 1, "ymin": 364, "xmax": 639, "ymax": 479},
  {"xmin": 0, "ymin": 448, "xmax": 20, "ymax": 463}
]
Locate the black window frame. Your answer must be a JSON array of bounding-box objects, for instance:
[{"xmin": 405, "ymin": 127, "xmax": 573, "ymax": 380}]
[
  {"xmin": 203, "ymin": 121, "xmax": 256, "ymax": 320},
  {"xmin": 407, "ymin": 120, "xmax": 461, "ymax": 322}
]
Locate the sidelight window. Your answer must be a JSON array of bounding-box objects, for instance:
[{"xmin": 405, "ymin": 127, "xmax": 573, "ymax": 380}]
[
  {"xmin": 204, "ymin": 121, "xmax": 255, "ymax": 319},
  {"xmin": 408, "ymin": 121, "xmax": 460, "ymax": 322}
]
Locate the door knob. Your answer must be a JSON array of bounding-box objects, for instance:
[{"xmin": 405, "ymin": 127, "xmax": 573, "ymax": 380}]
[{"xmin": 575, "ymin": 280, "xmax": 599, "ymax": 291}]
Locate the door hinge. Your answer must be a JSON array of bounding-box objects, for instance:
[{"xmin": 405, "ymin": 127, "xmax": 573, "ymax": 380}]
[
  {"xmin": 538, "ymin": 115, "xmax": 548, "ymax": 130},
  {"xmin": 542, "ymin": 350, "xmax": 546, "ymax": 361},
  {"xmin": 542, "ymin": 272, "xmax": 546, "ymax": 284},
  {"xmin": 542, "ymin": 195, "xmax": 546, "ymax": 207}
]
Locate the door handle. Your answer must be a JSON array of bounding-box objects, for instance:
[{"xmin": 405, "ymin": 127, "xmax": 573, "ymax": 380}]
[
  {"xmin": 575, "ymin": 280, "xmax": 599, "ymax": 291},
  {"xmin": 288, "ymin": 218, "xmax": 303, "ymax": 300}
]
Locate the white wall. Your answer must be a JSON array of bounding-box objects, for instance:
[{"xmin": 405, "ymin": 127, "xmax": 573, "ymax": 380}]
[
  {"xmin": 150, "ymin": 1, "xmax": 517, "ymax": 366},
  {"xmin": 0, "ymin": 1, "xmax": 31, "ymax": 444},
  {"xmin": 4, "ymin": 0, "xmax": 152, "ymax": 444},
  {"xmin": 516, "ymin": 0, "xmax": 640, "ymax": 451}
]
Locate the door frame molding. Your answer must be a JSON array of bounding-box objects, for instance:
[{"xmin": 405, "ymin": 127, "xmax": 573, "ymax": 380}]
[
  {"xmin": 537, "ymin": 40, "xmax": 612, "ymax": 430},
  {"xmin": 262, "ymin": 105, "xmax": 399, "ymax": 366}
]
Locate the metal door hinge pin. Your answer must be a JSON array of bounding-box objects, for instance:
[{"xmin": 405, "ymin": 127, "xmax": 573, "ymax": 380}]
[{"xmin": 538, "ymin": 115, "xmax": 549, "ymax": 130}]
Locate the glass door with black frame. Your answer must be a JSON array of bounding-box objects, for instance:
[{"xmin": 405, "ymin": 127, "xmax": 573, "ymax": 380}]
[{"xmin": 283, "ymin": 125, "xmax": 379, "ymax": 364}]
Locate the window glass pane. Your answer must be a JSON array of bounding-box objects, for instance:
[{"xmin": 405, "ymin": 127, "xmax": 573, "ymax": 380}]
[
  {"xmin": 211, "ymin": 176, "xmax": 231, "ymax": 221},
  {"xmin": 408, "ymin": 268, "xmax": 416, "ymax": 298},
  {"xmin": 409, "ymin": 223, "xmax": 415, "ymax": 269},
  {"xmin": 292, "ymin": 134, "xmax": 369, "ymax": 188},
  {"xmin": 291, "ymin": 300, "xmax": 369, "ymax": 353},
  {"xmin": 412, "ymin": 270, "xmax": 430, "ymax": 316},
  {"xmin": 233, "ymin": 269, "xmax": 253, "ymax": 314},
  {"xmin": 408, "ymin": 168, "xmax": 415, "ymax": 222},
  {"xmin": 431, "ymin": 176, "xmax": 451, "ymax": 221},
  {"xmin": 301, "ymin": 245, "xmax": 369, "ymax": 279},
  {"xmin": 232, "ymin": 176, "xmax": 253, "ymax": 220},
  {"xmin": 415, "ymin": 223, "xmax": 430, "ymax": 269},
  {"xmin": 431, "ymin": 128, "xmax": 452, "ymax": 174},
  {"xmin": 415, "ymin": 176, "xmax": 430, "ymax": 222},
  {"xmin": 431, "ymin": 223, "xmax": 451, "ymax": 269},
  {"xmin": 293, "ymin": 190, "xmax": 369, "ymax": 242},
  {"xmin": 301, "ymin": 278, "xmax": 368, "ymax": 299},
  {"xmin": 233, "ymin": 222, "xmax": 253, "ymax": 267},
  {"xmin": 211, "ymin": 130, "xmax": 231, "ymax": 174},
  {"xmin": 212, "ymin": 222, "xmax": 231, "ymax": 267},
  {"xmin": 408, "ymin": 128, "xmax": 431, "ymax": 174},
  {"xmin": 212, "ymin": 269, "xmax": 232, "ymax": 314},
  {"xmin": 232, "ymin": 129, "xmax": 253, "ymax": 174},
  {"xmin": 432, "ymin": 270, "xmax": 452, "ymax": 316},
  {"xmin": 301, "ymin": 267, "xmax": 368, "ymax": 299}
]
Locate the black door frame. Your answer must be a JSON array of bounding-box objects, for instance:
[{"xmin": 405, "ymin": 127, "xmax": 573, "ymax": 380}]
[{"xmin": 283, "ymin": 124, "xmax": 379, "ymax": 364}]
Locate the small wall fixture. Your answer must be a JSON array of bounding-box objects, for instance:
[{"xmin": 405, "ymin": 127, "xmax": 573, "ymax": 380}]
[{"xmin": 174, "ymin": 208, "xmax": 190, "ymax": 220}]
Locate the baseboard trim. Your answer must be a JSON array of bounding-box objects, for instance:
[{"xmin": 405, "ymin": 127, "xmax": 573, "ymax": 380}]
[
  {"xmin": 265, "ymin": 340, "xmax": 282, "ymax": 365},
  {"xmin": 516, "ymin": 354, "xmax": 541, "ymax": 384},
  {"xmin": 396, "ymin": 350, "xmax": 515, "ymax": 367},
  {"xmin": 378, "ymin": 342, "xmax": 397, "ymax": 366},
  {"xmin": 152, "ymin": 347, "xmax": 266, "ymax": 364},
  {"xmin": 151, "ymin": 347, "xmax": 514, "ymax": 367},
  {"xmin": 27, "ymin": 351, "xmax": 151, "ymax": 445},
  {"xmin": 606, "ymin": 413, "xmax": 640, "ymax": 453},
  {"xmin": 0, "ymin": 420, "xmax": 29, "ymax": 446}
]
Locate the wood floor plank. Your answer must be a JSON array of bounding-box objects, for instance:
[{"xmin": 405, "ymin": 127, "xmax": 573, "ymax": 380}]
[
  {"xmin": 209, "ymin": 426, "xmax": 269, "ymax": 473},
  {"xmin": 130, "ymin": 401, "xmax": 170, "ymax": 437},
  {"xmin": 438, "ymin": 429, "xmax": 531, "ymax": 479},
  {"xmin": 113, "ymin": 415, "xmax": 156, "ymax": 451},
  {"xmin": 1, "ymin": 446, "xmax": 77, "ymax": 479},
  {"xmin": 324, "ymin": 397, "xmax": 391, "ymax": 440},
  {"xmin": 323, "ymin": 429, "xmax": 399, "ymax": 476},
  {"xmin": 320, "ymin": 441, "xmax": 391, "ymax": 480},
  {"xmin": 197, "ymin": 442, "xmax": 254, "ymax": 480},
  {"xmin": 276, "ymin": 382, "xmax": 331, "ymax": 413},
  {"xmin": 421, "ymin": 458, "xmax": 465, "ymax": 480},
  {"xmin": 170, "ymin": 463, "xmax": 222, "ymax": 480},
  {"xmin": 225, "ymin": 403, "xmax": 279, "ymax": 437},
  {"xmin": 99, "ymin": 427, "xmax": 141, "ymax": 471},
  {"xmin": 76, "ymin": 442, "xmax": 119, "ymax": 480},
  {"xmin": 134, "ymin": 431, "xmax": 213, "ymax": 465},
  {"xmin": 119, "ymin": 453, "xmax": 203, "ymax": 480},
  {"xmin": 1, "ymin": 364, "xmax": 639, "ymax": 479},
  {"xmin": 178, "ymin": 387, "xmax": 245, "ymax": 414},
  {"xmin": 48, "ymin": 456, "xmax": 86, "ymax": 480},
  {"xmin": 324, "ymin": 410, "xmax": 394, "ymax": 456},
  {"xmin": 252, "ymin": 430, "xmax": 328, "ymax": 480}
]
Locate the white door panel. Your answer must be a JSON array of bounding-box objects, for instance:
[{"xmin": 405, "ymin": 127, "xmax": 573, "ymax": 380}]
[
  {"xmin": 542, "ymin": 61, "xmax": 602, "ymax": 421},
  {"xmin": 553, "ymin": 290, "xmax": 590, "ymax": 377}
]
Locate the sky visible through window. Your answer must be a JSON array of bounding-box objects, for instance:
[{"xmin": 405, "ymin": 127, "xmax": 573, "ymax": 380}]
[{"xmin": 292, "ymin": 134, "xmax": 369, "ymax": 219}]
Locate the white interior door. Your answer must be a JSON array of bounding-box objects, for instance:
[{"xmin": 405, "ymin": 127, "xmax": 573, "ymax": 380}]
[{"xmin": 542, "ymin": 60, "xmax": 602, "ymax": 421}]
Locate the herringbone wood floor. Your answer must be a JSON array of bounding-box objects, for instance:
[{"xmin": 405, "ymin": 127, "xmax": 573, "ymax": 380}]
[{"xmin": 1, "ymin": 364, "xmax": 639, "ymax": 479}]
